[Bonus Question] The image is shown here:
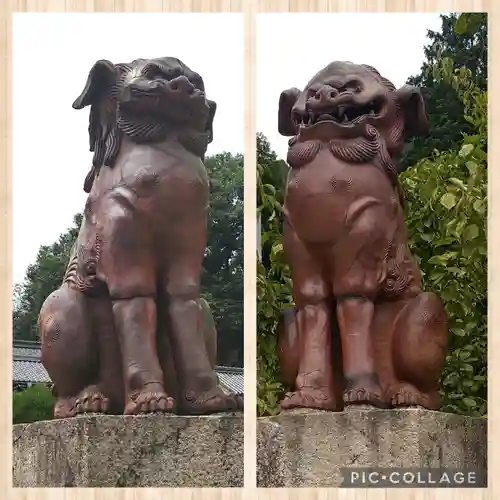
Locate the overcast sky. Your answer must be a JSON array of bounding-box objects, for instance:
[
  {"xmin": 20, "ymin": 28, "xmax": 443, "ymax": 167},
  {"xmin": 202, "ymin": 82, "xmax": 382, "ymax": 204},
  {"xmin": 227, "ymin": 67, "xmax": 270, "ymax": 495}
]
[
  {"xmin": 12, "ymin": 13, "xmax": 244, "ymax": 285},
  {"xmin": 257, "ymin": 13, "xmax": 446, "ymax": 160}
]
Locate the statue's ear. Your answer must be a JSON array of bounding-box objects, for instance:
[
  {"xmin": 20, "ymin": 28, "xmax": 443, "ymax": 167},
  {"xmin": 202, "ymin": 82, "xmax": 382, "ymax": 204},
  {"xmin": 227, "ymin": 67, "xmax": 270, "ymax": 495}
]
[
  {"xmin": 278, "ymin": 87, "xmax": 301, "ymax": 136},
  {"xmin": 205, "ymin": 99, "xmax": 217, "ymax": 145},
  {"xmin": 73, "ymin": 59, "xmax": 121, "ymax": 182},
  {"xmin": 72, "ymin": 59, "xmax": 117, "ymax": 109},
  {"xmin": 394, "ymin": 85, "xmax": 429, "ymax": 139}
]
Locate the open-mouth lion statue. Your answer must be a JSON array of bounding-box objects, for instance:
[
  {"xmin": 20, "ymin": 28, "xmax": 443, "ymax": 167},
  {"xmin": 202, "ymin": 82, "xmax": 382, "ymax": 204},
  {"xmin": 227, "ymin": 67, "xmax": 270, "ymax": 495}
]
[
  {"xmin": 275, "ymin": 61, "xmax": 449, "ymax": 411},
  {"xmin": 38, "ymin": 57, "xmax": 241, "ymax": 417}
]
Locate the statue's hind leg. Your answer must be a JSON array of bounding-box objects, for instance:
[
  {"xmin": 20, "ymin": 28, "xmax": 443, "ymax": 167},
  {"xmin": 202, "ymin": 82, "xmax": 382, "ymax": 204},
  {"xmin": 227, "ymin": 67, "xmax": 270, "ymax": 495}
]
[
  {"xmin": 39, "ymin": 284, "xmax": 108, "ymax": 418},
  {"xmin": 385, "ymin": 292, "xmax": 449, "ymax": 409}
]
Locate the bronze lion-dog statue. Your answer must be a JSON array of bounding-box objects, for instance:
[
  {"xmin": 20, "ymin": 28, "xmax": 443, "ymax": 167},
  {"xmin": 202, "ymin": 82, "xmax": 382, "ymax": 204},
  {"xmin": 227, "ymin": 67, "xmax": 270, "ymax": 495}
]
[
  {"xmin": 38, "ymin": 57, "xmax": 241, "ymax": 417},
  {"xmin": 276, "ymin": 61, "xmax": 449, "ymax": 412}
]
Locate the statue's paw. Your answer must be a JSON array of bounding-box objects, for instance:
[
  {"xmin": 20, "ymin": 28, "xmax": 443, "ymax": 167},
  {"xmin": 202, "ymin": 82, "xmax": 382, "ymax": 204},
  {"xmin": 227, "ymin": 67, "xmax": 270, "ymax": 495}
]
[
  {"xmin": 53, "ymin": 397, "xmax": 78, "ymax": 419},
  {"xmin": 343, "ymin": 374, "xmax": 384, "ymax": 408},
  {"xmin": 124, "ymin": 383, "xmax": 175, "ymax": 415},
  {"xmin": 386, "ymin": 382, "xmax": 426, "ymax": 408},
  {"xmin": 74, "ymin": 385, "xmax": 110, "ymax": 415},
  {"xmin": 179, "ymin": 387, "xmax": 239, "ymax": 415},
  {"xmin": 280, "ymin": 388, "xmax": 338, "ymax": 411}
]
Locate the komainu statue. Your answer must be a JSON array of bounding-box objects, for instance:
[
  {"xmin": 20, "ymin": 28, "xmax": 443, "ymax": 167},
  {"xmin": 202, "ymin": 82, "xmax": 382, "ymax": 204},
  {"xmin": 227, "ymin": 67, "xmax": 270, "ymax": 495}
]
[
  {"xmin": 38, "ymin": 57, "xmax": 241, "ymax": 418},
  {"xmin": 275, "ymin": 61, "xmax": 449, "ymax": 412}
]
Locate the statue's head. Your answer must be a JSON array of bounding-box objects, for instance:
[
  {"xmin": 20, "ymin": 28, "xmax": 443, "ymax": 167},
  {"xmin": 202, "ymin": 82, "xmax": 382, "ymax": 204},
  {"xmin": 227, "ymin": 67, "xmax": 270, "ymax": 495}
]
[
  {"xmin": 278, "ymin": 61, "xmax": 428, "ymax": 160},
  {"xmin": 73, "ymin": 57, "xmax": 216, "ymax": 191}
]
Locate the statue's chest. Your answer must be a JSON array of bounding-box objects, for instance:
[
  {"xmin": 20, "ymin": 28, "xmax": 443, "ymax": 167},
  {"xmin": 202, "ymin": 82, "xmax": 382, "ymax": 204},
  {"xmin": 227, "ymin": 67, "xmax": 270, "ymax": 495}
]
[
  {"xmin": 284, "ymin": 149, "xmax": 395, "ymax": 243},
  {"xmin": 287, "ymin": 149, "xmax": 360, "ymax": 199},
  {"xmin": 95, "ymin": 147, "xmax": 208, "ymax": 195},
  {"xmin": 286, "ymin": 147, "xmax": 393, "ymax": 200},
  {"xmin": 85, "ymin": 146, "xmax": 210, "ymax": 223}
]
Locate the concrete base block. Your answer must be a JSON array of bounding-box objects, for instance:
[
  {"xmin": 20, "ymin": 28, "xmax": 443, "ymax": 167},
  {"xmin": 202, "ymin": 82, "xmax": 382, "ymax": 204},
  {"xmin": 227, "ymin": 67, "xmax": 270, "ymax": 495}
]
[
  {"xmin": 13, "ymin": 413, "xmax": 243, "ymax": 487},
  {"xmin": 257, "ymin": 407, "xmax": 487, "ymax": 487}
]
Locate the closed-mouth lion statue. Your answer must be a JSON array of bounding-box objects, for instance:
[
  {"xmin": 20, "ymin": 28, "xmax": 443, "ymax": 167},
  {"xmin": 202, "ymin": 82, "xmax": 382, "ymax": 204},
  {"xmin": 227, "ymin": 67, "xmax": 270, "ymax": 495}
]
[
  {"xmin": 38, "ymin": 56, "xmax": 241, "ymax": 417},
  {"xmin": 275, "ymin": 61, "xmax": 449, "ymax": 411}
]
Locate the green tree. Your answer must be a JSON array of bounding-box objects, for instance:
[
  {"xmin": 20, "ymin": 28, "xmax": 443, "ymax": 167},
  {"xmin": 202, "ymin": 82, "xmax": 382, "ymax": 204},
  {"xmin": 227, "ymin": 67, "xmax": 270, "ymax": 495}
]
[
  {"xmin": 13, "ymin": 213, "xmax": 82, "ymax": 341},
  {"xmin": 401, "ymin": 13, "xmax": 487, "ymax": 170},
  {"xmin": 203, "ymin": 152, "xmax": 244, "ymax": 366},
  {"xmin": 13, "ymin": 153, "xmax": 244, "ymax": 367}
]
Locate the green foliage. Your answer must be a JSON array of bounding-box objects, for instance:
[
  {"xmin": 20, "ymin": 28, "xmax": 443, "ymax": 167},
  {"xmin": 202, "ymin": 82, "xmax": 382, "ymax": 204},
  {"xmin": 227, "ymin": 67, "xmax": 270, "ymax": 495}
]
[
  {"xmin": 256, "ymin": 13, "xmax": 487, "ymax": 418},
  {"xmin": 401, "ymin": 15, "xmax": 487, "ymax": 416},
  {"xmin": 256, "ymin": 133, "xmax": 292, "ymax": 416},
  {"xmin": 13, "ymin": 153, "xmax": 244, "ymax": 367},
  {"xmin": 13, "ymin": 384, "xmax": 54, "ymax": 425}
]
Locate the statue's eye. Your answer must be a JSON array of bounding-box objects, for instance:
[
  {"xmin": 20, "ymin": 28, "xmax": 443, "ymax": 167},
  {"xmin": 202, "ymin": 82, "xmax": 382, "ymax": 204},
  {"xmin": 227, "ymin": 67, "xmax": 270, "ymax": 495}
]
[
  {"xmin": 191, "ymin": 76, "xmax": 204, "ymax": 91},
  {"xmin": 307, "ymin": 84, "xmax": 321, "ymax": 96},
  {"xmin": 344, "ymin": 80, "xmax": 362, "ymax": 93},
  {"xmin": 142, "ymin": 64, "xmax": 165, "ymax": 80}
]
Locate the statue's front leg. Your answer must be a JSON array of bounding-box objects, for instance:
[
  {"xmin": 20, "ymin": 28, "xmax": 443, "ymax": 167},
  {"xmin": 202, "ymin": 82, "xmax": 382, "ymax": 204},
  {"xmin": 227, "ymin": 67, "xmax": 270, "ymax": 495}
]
[
  {"xmin": 279, "ymin": 221, "xmax": 340, "ymax": 411},
  {"xmin": 164, "ymin": 213, "xmax": 237, "ymax": 414},
  {"xmin": 332, "ymin": 207, "xmax": 389, "ymax": 408},
  {"xmin": 96, "ymin": 196, "xmax": 174, "ymax": 415},
  {"xmin": 336, "ymin": 297, "xmax": 383, "ymax": 406},
  {"xmin": 156, "ymin": 296, "xmax": 221, "ymax": 407}
]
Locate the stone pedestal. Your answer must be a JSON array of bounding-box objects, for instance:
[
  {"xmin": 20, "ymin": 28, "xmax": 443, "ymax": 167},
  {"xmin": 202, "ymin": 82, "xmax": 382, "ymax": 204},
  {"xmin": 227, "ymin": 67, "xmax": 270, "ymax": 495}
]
[
  {"xmin": 13, "ymin": 413, "xmax": 243, "ymax": 487},
  {"xmin": 257, "ymin": 408, "xmax": 487, "ymax": 487}
]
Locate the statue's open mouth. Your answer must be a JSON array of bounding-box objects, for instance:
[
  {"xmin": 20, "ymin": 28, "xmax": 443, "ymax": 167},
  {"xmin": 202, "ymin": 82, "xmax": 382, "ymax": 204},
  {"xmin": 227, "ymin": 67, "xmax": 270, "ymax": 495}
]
[{"xmin": 295, "ymin": 98, "xmax": 386, "ymax": 129}]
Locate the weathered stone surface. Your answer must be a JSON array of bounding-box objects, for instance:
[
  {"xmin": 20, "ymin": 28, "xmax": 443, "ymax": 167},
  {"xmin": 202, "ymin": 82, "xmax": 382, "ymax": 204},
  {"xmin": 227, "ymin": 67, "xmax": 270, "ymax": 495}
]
[
  {"xmin": 257, "ymin": 407, "xmax": 487, "ymax": 487},
  {"xmin": 13, "ymin": 413, "xmax": 243, "ymax": 487}
]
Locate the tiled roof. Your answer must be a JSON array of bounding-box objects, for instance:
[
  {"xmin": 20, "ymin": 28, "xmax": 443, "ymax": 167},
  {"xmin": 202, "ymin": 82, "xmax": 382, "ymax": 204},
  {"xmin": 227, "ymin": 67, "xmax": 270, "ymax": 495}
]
[
  {"xmin": 13, "ymin": 360, "xmax": 51, "ymax": 383},
  {"xmin": 13, "ymin": 341, "xmax": 244, "ymax": 395},
  {"xmin": 216, "ymin": 366, "xmax": 244, "ymax": 395},
  {"xmin": 13, "ymin": 345, "xmax": 41, "ymax": 361}
]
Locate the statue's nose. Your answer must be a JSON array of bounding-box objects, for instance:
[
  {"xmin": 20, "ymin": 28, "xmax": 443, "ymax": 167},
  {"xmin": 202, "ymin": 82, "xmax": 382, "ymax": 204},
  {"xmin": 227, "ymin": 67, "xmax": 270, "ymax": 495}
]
[{"xmin": 307, "ymin": 85, "xmax": 339, "ymax": 111}]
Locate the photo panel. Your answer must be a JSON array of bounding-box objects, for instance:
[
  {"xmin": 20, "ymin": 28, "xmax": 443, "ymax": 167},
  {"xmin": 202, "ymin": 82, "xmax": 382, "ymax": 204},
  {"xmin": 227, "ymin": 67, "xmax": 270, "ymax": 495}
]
[
  {"xmin": 256, "ymin": 12, "xmax": 488, "ymax": 489},
  {"xmin": 11, "ymin": 12, "xmax": 244, "ymax": 488}
]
